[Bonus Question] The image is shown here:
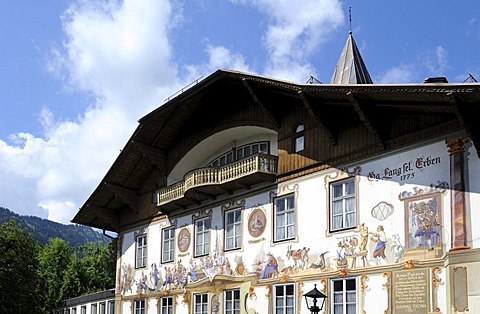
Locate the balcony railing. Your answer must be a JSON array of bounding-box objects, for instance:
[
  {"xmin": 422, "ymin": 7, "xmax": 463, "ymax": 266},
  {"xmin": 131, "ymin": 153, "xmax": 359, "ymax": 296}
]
[{"xmin": 157, "ymin": 154, "xmax": 278, "ymax": 206}]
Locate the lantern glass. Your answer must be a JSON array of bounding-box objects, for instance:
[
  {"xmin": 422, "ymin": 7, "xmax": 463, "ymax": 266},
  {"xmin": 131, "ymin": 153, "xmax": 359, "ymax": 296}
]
[{"xmin": 303, "ymin": 284, "xmax": 327, "ymax": 314}]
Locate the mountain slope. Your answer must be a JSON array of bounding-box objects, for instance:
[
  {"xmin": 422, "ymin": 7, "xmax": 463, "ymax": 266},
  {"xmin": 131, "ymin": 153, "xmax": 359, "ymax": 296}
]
[{"xmin": 0, "ymin": 207, "xmax": 110, "ymax": 246}]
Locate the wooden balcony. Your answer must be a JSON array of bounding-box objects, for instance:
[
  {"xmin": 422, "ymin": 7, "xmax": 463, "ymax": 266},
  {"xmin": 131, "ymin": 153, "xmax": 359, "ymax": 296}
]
[{"xmin": 156, "ymin": 154, "xmax": 278, "ymax": 211}]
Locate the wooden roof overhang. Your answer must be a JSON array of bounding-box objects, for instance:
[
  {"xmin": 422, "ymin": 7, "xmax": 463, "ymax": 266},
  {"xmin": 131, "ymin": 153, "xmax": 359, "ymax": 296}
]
[{"xmin": 72, "ymin": 69, "xmax": 480, "ymax": 232}]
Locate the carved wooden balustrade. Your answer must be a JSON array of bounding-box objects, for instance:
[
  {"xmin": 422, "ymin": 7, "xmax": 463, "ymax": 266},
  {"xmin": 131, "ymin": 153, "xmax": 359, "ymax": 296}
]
[{"xmin": 157, "ymin": 154, "xmax": 278, "ymax": 206}]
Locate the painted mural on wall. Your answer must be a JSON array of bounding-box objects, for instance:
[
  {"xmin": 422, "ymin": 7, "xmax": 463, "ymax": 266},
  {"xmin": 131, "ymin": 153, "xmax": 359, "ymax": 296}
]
[{"xmin": 399, "ymin": 182, "xmax": 448, "ymax": 252}]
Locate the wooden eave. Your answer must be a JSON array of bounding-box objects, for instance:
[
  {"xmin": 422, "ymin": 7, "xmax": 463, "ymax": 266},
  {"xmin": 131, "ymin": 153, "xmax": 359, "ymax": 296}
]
[{"xmin": 73, "ymin": 68, "xmax": 480, "ymax": 232}]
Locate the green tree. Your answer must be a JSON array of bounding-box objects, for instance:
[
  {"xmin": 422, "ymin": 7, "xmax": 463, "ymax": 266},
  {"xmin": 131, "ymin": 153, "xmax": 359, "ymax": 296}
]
[
  {"xmin": 0, "ymin": 219, "xmax": 42, "ymax": 314},
  {"xmin": 77, "ymin": 241, "xmax": 116, "ymax": 293},
  {"xmin": 37, "ymin": 237, "xmax": 72, "ymax": 312}
]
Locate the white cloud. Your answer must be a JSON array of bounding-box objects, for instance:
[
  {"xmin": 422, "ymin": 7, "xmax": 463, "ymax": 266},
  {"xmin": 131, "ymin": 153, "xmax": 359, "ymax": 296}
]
[
  {"xmin": 0, "ymin": 0, "xmax": 348, "ymax": 225},
  {"xmin": 0, "ymin": 0, "xmax": 181, "ymax": 224},
  {"xmin": 377, "ymin": 64, "xmax": 416, "ymax": 84},
  {"xmin": 230, "ymin": 0, "xmax": 344, "ymax": 81}
]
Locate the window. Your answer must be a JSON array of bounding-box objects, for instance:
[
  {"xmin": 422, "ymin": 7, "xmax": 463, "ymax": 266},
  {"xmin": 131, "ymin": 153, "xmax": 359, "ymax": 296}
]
[
  {"xmin": 134, "ymin": 299, "xmax": 145, "ymax": 314},
  {"xmin": 195, "ymin": 218, "xmax": 210, "ymax": 256},
  {"xmin": 193, "ymin": 293, "xmax": 208, "ymax": 314},
  {"xmin": 81, "ymin": 306, "xmax": 86, "ymax": 314},
  {"xmin": 224, "ymin": 289, "xmax": 240, "ymax": 314},
  {"xmin": 108, "ymin": 301, "xmax": 115, "ymax": 314},
  {"xmin": 136, "ymin": 234, "xmax": 147, "ymax": 268},
  {"xmin": 225, "ymin": 209, "xmax": 242, "ymax": 250},
  {"xmin": 207, "ymin": 141, "xmax": 270, "ymax": 167},
  {"xmin": 274, "ymin": 194, "xmax": 295, "ymax": 241},
  {"xmin": 99, "ymin": 302, "xmax": 106, "ymax": 314},
  {"xmin": 160, "ymin": 296, "xmax": 173, "ymax": 314},
  {"xmin": 332, "ymin": 278, "xmax": 356, "ymax": 314},
  {"xmin": 274, "ymin": 284, "xmax": 295, "ymax": 314},
  {"xmin": 91, "ymin": 303, "xmax": 97, "ymax": 314},
  {"xmin": 162, "ymin": 227, "xmax": 175, "ymax": 263},
  {"xmin": 330, "ymin": 178, "xmax": 356, "ymax": 231},
  {"xmin": 69, "ymin": 309, "xmax": 74, "ymax": 314},
  {"xmin": 294, "ymin": 124, "xmax": 304, "ymax": 153}
]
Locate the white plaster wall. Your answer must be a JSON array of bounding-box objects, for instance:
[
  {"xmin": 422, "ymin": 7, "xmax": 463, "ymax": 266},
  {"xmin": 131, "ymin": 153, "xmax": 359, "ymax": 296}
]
[{"xmin": 362, "ymin": 274, "xmax": 389, "ymax": 314}]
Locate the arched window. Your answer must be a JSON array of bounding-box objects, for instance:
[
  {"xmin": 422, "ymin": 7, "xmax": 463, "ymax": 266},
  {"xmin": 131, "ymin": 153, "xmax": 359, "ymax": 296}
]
[{"xmin": 294, "ymin": 124, "xmax": 304, "ymax": 152}]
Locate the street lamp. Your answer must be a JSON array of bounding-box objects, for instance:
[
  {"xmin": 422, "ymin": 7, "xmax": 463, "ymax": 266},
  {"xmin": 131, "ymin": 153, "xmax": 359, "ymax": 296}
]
[{"xmin": 303, "ymin": 284, "xmax": 327, "ymax": 313}]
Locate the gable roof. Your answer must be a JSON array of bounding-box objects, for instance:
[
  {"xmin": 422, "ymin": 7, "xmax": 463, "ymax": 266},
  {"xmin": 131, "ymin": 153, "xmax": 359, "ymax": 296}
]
[
  {"xmin": 330, "ymin": 31, "xmax": 373, "ymax": 84},
  {"xmin": 72, "ymin": 69, "xmax": 480, "ymax": 232}
]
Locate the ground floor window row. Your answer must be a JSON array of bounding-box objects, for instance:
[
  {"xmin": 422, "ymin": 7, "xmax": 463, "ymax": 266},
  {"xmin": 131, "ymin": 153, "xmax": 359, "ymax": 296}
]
[
  {"xmin": 130, "ymin": 278, "xmax": 356, "ymax": 314},
  {"xmin": 55, "ymin": 300, "xmax": 115, "ymax": 314}
]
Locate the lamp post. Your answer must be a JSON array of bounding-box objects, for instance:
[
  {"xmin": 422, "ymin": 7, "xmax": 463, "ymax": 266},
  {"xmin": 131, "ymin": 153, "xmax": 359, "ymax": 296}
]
[{"xmin": 303, "ymin": 284, "xmax": 327, "ymax": 314}]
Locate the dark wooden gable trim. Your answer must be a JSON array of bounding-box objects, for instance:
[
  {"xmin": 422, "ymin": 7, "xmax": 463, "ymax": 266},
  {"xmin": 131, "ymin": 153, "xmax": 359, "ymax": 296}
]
[
  {"xmin": 133, "ymin": 141, "xmax": 167, "ymax": 169},
  {"xmin": 242, "ymin": 78, "xmax": 281, "ymax": 129},
  {"xmin": 84, "ymin": 204, "xmax": 120, "ymax": 230},
  {"xmin": 104, "ymin": 183, "xmax": 138, "ymax": 214},
  {"xmin": 298, "ymin": 90, "xmax": 336, "ymax": 145},
  {"xmin": 347, "ymin": 91, "xmax": 385, "ymax": 150}
]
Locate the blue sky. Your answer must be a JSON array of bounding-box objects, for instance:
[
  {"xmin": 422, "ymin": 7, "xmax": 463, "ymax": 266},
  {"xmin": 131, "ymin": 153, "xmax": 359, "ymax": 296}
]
[{"xmin": 1, "ymin": 0, "xmax": 479, "ymax": 224}]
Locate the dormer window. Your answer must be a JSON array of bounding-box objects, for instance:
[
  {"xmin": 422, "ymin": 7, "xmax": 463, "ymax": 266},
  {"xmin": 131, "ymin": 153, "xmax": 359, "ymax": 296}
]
[
  {"xmin": 207, "ymin": 141, "xmax": 269, "ymax": 168},
  {"xmin": 294, "ymin": 124, "xmax": 305, "ymax": 152}
]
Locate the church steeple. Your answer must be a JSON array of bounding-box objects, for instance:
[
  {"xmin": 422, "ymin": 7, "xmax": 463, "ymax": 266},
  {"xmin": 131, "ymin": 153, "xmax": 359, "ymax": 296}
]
[{"xmin": 330, "ymin": 31, "xmax": 373, "ymax": 84}]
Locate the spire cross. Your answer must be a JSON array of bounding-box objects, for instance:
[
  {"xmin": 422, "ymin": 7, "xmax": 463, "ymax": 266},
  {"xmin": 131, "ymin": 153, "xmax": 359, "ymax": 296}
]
[{"xmin": 349, "ymin": 7, "xmax": 352, "ymax": 33}]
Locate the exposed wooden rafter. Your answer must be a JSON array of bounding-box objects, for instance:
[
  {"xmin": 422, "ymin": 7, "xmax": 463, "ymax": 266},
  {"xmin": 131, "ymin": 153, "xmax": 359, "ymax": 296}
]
[
  {"xmin": 242, "ymin": 78, "xmax": 281, "ymax": 128},
  {"xmin": 132, "ymin": 140, "xmax": 167, "ymax": 169},
  {"xmin": 104, "ymin": 183, "xmax": 138, "ymax": 214},
  {"xmin": 448, "ymin": 92, "xmax": 480, "ymax": 157},
  {"xmin": 298, "ymin": 90, "xmax": 336, "ymax": 146},
  {"xmin": 347, "ymin": 91, "xmax": 385, "ymax": 150},
  {"xmin": 85, "ymin": 205, "xmax": 120, "ymax": 229}
]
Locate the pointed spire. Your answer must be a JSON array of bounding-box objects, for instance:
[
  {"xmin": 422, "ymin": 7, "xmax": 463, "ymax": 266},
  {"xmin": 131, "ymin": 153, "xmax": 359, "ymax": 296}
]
[{"xmin": 330, "ymin": 31, "xmax": 373, "ymax": 84}]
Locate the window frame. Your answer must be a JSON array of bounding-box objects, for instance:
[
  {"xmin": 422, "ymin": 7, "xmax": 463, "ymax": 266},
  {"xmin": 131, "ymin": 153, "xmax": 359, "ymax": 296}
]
[
  {"xmin": 135, "ymin": 233, "xmax": 147, "ymax": 268},
  {"xmin": 273, "ymin": 193, "xmax": 296, "ymax": 242},
  {"xmin": 194, "ymin": 217, "xmax": 211, "ymax": 257},
  {"xmin": 159, "ymin": 296, "xmax": 173, "ymax": 314},
  {"xmin": 99, "ymin": 302, "xmax": 106, "ymax": 314},
  {"xmin": 161, "ymin": 227, "xmax": 175, "ymax": 263},
  {"xmin": 224, "ymin": 289, "xmax": 241, "ymax": 314},
  {"xmin": 134, "ymin": 299, "xmax": 146, "ymax": 314},
  {"xmin": 224, "ymin": 207, "xmax": 242, "ymax": 251},
  {"xmin": 329, "ymin": 177, "xmax": 357, "ymax": 233},
  {"xmin": 273, "ymin": 283, "xmax": 295, "ymax": 314},
  {"xmin": 107, "ymin": 301, "xmax": 115, "ymax": 314},
  {"xmin": 294, "ymin": 123, "xmax": 305, "ymax": 153},
  {"xmin": 91, "ymin": 303, "xmax": 97, "ymax": 314},
  {"xmin": 331, "ymin": 277, "xmax": 357, "ymax": 314},
  {"xmin": 206, "ymin": 141, "xmax": 270, "ymax": 168},
  {"xmin": 193, "ymin": 293, "xmax": 208, "ymax": 314}
]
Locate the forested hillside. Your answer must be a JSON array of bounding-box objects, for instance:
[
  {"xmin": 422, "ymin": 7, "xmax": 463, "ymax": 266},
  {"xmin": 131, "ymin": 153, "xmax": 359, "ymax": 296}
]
[{"xmin": 0, "ymin": 207, "xmax": 109, "ymax": 246}]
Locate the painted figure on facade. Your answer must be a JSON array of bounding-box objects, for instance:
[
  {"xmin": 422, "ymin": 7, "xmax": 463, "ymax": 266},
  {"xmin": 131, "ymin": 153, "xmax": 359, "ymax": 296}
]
[
  {"xmin": 286, "ymin": 245, "xmax": 310, "ymax": 269},
  {"xmin": 138, "ymin": 271, "xmax": 148, "ymax": 293},
  {"xmin": 260, "ymin": 252, "xmax": 278, "ymax": 279},
  {"xmin": 391, "ymin": 233, "xmax": 405, "ymax": 263},
  {"xmin": 410, "ymin": 196, "xmax": 440, "ymax": 249},
  {"xmin": 121, "ymin": 263, "xmax": 135, "ymax": 294},
  {"xmin": 309, "ymin": 251, "xmax": 329, "ymax": 270},
  {"xmin": 370, "ymin": 225, "xmax": 388, "ymax": 265},
  {"xmin": 359, "ymin": 223, "xmax": 369, "ymax": 252},
  {"xmin": 150, "ymin": 263, "xmax": 159, "ymax": 290}
]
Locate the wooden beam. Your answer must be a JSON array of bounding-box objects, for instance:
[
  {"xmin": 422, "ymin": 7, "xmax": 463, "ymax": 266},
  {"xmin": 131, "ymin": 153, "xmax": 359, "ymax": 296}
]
[
  {"xmin": 448, "ymin": 92, "xmax": 480, "ymax": 157},
  {"xmin": 298, "ymin": 90, "xmax": 336, "ymax": 145},
  {"xmin": 104, "ymin": 183, "xmax": 138, "ymax": 214},
  {"xmin": 242, "ymin": 78, "xmax": 281, "ymax": 128},
  {"xmin": 347, "ymin": 91, "xmax": 385, "ymax": 150},
  {"xmin": 132, "ymin": 141, "xmax": 166, "ymax": 169},
  {"xmin": 84, "ymin": 205, "xmax": 120, "ymax": 230}
]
